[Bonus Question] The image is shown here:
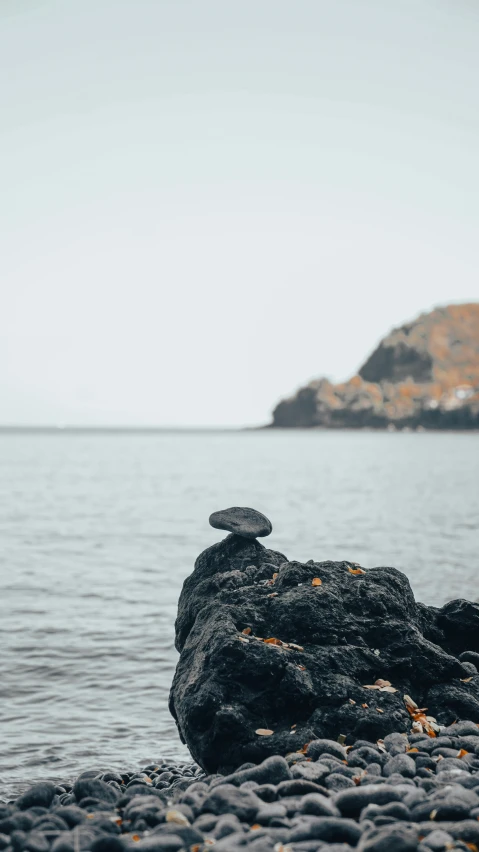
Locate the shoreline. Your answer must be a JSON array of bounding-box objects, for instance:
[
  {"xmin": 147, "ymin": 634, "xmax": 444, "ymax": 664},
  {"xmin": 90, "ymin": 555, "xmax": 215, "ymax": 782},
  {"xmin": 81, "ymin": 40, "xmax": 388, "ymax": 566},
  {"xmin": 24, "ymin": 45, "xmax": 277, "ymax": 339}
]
[{"xmin": 2, "ymin": 723, "xmax": 478, "ymax": 852}]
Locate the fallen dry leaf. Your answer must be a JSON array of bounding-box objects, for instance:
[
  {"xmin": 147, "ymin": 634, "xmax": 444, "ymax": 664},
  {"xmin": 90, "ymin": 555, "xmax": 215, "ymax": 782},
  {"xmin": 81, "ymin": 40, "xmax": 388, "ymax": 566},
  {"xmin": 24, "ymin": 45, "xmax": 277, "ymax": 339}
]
[
  {"xmin": 272, "ymin": 573, "xmax": 278, "ymax": 581},
  {"xmin": 461, "ymin": 677, "xmax": 473, "ymax": 683},
  {"xmin": 376, "ymin": 708, "xmax": 384, "ymax": 713},
  {"xmin": 404, "ymin": 695, "xmax": 437, "ymax": 737},
  {"xmin": 297, "ymin": 665, "xmax": 306, "ymax": 671},
  {"xmin": 166, "ymin": 810, "xmax": 190, "ymax": 826},
  {"xmin": 362, "ymin": 703, "xmax": 369, "ymax": 709},
  {"xmin": 288, "ymin": 643, "xmax": 304, "ymax": 652},
  {"xmin": 348, "ymin": 567, "xmax": 366, "ymax": 575},
  {"xmin": 349, "ymin": 699, "xmax": 356, "ymax": 705},
  {"xmin": 255, "ymin": 728, "xmax": 274, "ymax": 736},
  {"xmin": 242, "ymin": 627, "xmax": 252, "ymax": 635},
  {"xmin": 363, "ymin": 679, "xmax": 397, "ymax": 693},
  {"xmin": 457, "ymin": 749, "xmax": 469, "ymax": 758},
  {"xmin": 407, "ymin": 748, "xmax": 419, "ymax": 753},
  {"xmin": 267, "ymin": 592, "xmax": 279, "ymax": 598},
  {"xmin": 132, "ymin": 836, "xmax": 140, "ymax": 842},
  {"xmin": 430, "ymin": 809, "xmax": 438, "ymax": 820},
  {"xmin": 312, "ymin": 577, "xmax": 322, "ymax": 586},
  {"xmin": 236, "ymin": 636, "xmax": 250, "ymax": 643},
  {"xmin": 264, "ymin": 637, "xmax": 283, "ymax": 646},
  {"xmin": 251, "ymin": 824, "xmax": 261, "ymax": 830}
]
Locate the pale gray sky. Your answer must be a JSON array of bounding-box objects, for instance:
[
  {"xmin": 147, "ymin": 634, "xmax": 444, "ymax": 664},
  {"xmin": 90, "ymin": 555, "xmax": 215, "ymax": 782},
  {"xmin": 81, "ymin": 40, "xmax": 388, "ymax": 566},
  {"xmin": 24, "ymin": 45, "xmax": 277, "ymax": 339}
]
[{"xmin": 1, "ymin": 0, "xmax": 478, "ymax": 425}]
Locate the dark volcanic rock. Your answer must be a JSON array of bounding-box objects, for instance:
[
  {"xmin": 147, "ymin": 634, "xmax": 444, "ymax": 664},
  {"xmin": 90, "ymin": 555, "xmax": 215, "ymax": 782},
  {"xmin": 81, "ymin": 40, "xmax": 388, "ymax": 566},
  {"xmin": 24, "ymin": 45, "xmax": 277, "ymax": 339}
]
[
  {"xmin": 169, "ymin": 532, "xmax": 479, "ymax": 773},
  {"xmin": 209, "ymin": 507, "xmax": 272, "ymax": 539}
]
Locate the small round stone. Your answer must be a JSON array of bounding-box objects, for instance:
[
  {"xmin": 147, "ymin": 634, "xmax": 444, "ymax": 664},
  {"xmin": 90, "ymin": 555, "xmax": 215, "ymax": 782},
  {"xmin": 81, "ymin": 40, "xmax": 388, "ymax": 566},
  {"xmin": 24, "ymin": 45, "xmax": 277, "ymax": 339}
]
[{"xmin": 209, "ymin": 507, "xmax": 272, "ymax": 539}]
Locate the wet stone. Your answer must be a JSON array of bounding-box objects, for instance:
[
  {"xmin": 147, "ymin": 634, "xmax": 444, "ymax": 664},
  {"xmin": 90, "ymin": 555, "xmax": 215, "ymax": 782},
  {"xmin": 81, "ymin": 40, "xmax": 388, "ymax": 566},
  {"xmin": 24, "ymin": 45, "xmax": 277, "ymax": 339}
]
[
  {"xmin": 73, "ymin": 779, "xmax": 119, "ymax": 805},
  {"xmin": 16, "ymin": 783, "xmax": 57, "ymax": 811},
  {"xmin": 200, "ymin": 784, "xmax": 262, "ymax": 821},
  {"xmin": 357, "ymin": 824, "xmax": 419, "ymax": 852},
  {"xmin": 383, "ymin": 755, "xmax": 416, "ymax": 778}
]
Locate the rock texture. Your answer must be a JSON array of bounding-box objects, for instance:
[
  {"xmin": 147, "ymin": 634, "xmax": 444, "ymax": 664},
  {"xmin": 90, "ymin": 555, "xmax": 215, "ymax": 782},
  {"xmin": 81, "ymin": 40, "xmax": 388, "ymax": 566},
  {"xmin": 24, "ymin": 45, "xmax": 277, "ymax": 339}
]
[
  {"xmin": 271, "ymin": 303, "xmax": 479, "ymax": 429},
  {"xmin": 169, "ymin": 532, "xmax": 479, "ymax": 774}
]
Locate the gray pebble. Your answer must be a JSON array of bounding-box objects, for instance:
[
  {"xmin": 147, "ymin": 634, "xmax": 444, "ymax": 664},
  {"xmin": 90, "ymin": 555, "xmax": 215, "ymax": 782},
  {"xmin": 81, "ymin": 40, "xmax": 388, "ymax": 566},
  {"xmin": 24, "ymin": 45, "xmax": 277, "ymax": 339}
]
[{"xmin": 209, "ymin": 507, "xmax": 272, "ymax": 539}]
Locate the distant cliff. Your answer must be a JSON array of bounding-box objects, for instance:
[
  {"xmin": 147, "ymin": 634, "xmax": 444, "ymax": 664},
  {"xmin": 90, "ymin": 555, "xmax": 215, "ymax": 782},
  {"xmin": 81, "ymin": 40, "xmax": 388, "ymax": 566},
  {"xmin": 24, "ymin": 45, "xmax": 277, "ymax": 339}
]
[{"xmin": 271, "ymin": 303, "xmax": 479, "ymax": 429}]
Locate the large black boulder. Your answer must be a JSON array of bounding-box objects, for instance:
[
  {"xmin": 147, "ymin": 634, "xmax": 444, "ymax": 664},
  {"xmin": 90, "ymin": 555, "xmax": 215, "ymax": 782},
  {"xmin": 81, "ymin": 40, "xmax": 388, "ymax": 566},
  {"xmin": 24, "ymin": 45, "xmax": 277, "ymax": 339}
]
[{"xmin": 169, "ymin": 531, "xmax": 479, "ymax": 774}]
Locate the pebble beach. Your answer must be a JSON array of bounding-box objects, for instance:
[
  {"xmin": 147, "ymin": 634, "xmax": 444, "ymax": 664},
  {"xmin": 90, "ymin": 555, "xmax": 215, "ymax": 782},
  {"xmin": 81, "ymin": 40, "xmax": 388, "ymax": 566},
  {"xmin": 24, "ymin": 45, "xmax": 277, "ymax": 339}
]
[{"xmin": 3, "ymin": 722, "xmax": 479, "ymax": 852}]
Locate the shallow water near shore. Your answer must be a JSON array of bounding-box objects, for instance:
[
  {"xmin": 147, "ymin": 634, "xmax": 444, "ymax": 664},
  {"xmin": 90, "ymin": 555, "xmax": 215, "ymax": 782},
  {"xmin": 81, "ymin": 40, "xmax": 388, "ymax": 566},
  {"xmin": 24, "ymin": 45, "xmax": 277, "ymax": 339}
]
[{"xmin": 1, "ymin": 429, "xmax": 478, "ymax": 797}]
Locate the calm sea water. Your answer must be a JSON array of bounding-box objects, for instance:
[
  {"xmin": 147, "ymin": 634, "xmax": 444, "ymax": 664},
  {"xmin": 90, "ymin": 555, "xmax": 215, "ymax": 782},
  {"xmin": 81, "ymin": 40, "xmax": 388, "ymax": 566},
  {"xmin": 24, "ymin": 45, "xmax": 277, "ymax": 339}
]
[{"xmin": 1, "ymin": 430, "xmax": 478, "ymax": 797}]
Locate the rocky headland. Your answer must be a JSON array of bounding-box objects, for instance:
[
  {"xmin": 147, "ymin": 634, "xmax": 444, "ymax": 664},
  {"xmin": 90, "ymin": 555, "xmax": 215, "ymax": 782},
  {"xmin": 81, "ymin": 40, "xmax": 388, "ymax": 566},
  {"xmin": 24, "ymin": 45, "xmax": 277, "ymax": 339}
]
[{"xmin": 271, "ymin": 303, "xmax": 479, "ymax": 429}]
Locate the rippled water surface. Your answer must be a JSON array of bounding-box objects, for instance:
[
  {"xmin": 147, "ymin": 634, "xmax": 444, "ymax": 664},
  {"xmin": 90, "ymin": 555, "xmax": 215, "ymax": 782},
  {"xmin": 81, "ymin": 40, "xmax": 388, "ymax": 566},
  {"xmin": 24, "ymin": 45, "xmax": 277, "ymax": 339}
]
[{"xmin": 1, "ymin": 430, "xmax": 478, "ymax": 796}]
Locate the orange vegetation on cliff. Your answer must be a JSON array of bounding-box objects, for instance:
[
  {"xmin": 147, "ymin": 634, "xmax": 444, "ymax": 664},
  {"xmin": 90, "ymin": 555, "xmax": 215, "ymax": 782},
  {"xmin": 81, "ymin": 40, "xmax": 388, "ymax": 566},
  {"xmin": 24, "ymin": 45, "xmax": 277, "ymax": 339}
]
[{"xmin": 272, "ymin": 303, "xmax": 479, "ymax": 429}]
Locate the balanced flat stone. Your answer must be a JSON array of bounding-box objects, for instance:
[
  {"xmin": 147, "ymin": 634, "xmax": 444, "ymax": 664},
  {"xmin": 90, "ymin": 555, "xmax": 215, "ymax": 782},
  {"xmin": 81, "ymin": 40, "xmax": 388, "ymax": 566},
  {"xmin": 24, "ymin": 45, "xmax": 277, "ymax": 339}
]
[{"xmin": 209, "ymin": 506, "xmax": 272, "ymax": 539}]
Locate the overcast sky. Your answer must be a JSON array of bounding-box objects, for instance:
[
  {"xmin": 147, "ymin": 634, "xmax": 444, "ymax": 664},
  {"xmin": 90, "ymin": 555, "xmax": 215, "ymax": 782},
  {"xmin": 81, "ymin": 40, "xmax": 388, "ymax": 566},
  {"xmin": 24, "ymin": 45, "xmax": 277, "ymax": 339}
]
[{"xmin": 1, "ymin": 0, "xmax": 478, "ymax": 426}]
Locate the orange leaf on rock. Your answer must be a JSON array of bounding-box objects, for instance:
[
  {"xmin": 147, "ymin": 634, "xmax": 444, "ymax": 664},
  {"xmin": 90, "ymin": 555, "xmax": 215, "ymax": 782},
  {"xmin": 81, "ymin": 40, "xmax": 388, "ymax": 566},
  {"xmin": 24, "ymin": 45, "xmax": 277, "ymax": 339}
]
[
  {"xmin": 312, "ymin": 578, "xmax": 322, "ymax": 586},
  {"xmin": 255, "ymin": 728, "xmax": 274, "ymax": 736},
  {"xmin": 348, "ymin": 567, "xmax": 366, "ymax": 575},
  {"xmin": 242, "ymin": 627, "xmax": 252, "ymax": 635},
  {"xmin": 265, "ymin": 638, "xmax": 283, "ymax": 646},
  {"xmin": 457, "ymin": 749, "xmax": 468, "ymax": 758}
]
